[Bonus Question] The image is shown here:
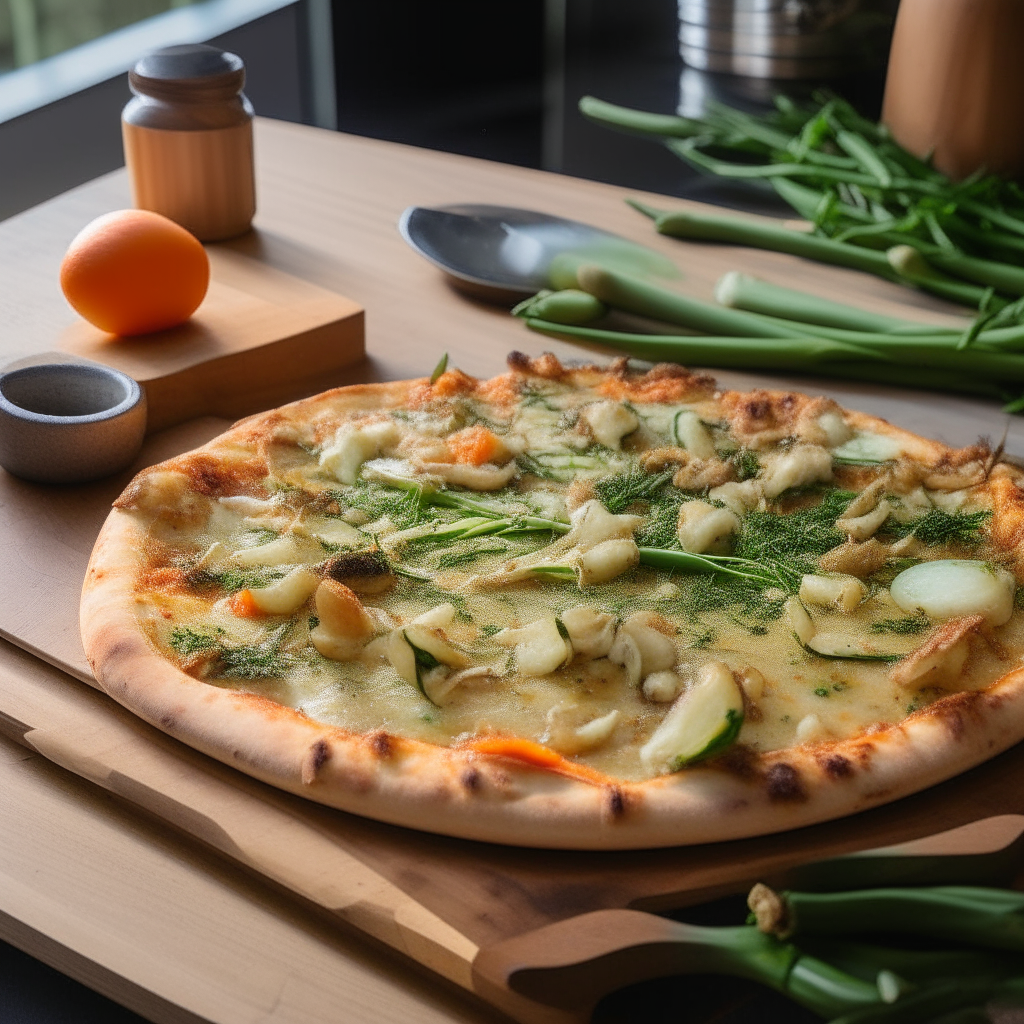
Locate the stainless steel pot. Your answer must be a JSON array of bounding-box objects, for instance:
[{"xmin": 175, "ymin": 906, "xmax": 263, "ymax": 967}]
[{"xmin": 678, "ymin": 0, "xmax": 897, "ymax": 79}]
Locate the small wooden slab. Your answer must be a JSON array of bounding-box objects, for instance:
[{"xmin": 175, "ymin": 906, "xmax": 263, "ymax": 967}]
[{"xmin": 55, "ymin": 245, "xmax": 364, "ymax": 433}]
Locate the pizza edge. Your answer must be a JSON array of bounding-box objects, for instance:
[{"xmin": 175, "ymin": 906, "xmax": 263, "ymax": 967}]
[{"xmin": 80, "ymin": 361, "xmax": 1024, "ymax": 850}]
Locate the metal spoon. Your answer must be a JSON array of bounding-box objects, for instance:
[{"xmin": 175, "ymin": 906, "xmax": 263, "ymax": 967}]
[{"xmin": 399, "ymin": 203, "xmax": 679, "ymax": 303}]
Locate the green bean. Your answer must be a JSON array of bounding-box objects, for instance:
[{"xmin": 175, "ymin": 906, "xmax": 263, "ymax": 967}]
[
  {"xmin": 523, "ymin": 318, "xmax": 884, "ymax": 367},
  {"xmin": 714, "ymin": 272, "xmax": 961, "ymax": 336},
  {"xmin": 835, "ymin": 130, "xmax": 893, "ymax": 187},
  {"xmin": 577, "ymin": 95, "xmax": 705, "ymax": 139},
  {"xmin": 522, "ymin": 319, "xmax": 1005, "ymax": 398},
  {"xmin": 928, "ymin": 249, "xmax": 1024, "ymax": 296},
  {"xmin": 884, "ymin": 246, "xmax": 997, "ymax": 306},
  {"xmin": 575, "ymin": 264, "xmax": 807, "ymax": 338},
  {"xmin": 510, "ymin": 289, "xmax": 606, "ymax": 325},
  {"xmin": 633, "ymin": 203, "xmax": 899, "ymax": 277},
  {"xmin": 827, "ymin": 981, "xmax": 994, "ymax": 1024},
  {"xmin": 668, "ymin": 137, "xmax": 886, "ymax": 189},
  {"xmin": 762, "ymin": 886, "xmax": 1024, "ymax": 953}
]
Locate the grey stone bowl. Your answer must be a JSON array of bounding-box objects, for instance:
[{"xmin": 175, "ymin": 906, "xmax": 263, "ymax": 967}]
[{"xmin": 0, "ymin": 363, "xmax": 147, "ymax": 483}]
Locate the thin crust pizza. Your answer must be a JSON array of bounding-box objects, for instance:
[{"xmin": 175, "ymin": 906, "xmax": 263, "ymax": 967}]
[{"xmin": 81, "ymin": 353, "xmax": 1024, "ymax": 849}]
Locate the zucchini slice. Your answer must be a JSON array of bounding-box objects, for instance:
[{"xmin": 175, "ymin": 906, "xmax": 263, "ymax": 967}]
[{"xmin": 640, "ymin": 661, "xmax": 745, "ymax": 774}]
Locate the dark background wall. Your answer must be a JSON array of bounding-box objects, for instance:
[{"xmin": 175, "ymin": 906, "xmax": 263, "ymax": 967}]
[{"xmin": 332, "ymin": 0, "xmax": 546, "ymax": 170}]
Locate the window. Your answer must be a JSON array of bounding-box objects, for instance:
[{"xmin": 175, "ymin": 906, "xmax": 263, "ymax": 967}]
[{"xmin": 0, "ymin": 0, "xmax": 202, "ymax": 74}]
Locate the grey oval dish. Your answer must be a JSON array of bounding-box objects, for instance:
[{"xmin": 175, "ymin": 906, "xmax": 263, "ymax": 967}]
[{"xmin": 0, "ymin": 363, "xmax": 147, "ymax": 484}]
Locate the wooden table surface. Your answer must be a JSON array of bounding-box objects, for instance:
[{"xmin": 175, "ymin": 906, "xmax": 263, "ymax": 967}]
[{"xmin": 2, "ymin": 117, "xmax": 1022, "ymax": 1024}]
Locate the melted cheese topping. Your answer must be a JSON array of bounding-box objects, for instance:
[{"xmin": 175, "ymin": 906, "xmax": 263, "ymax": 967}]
[{"xmin": 127, "ymin": 376, "xmax": 1021, "ymax": 781}]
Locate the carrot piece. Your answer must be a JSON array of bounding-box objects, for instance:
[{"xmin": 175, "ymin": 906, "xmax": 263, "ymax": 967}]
[
  {"xmin": 469, "ymin": 736, "xmax": 565, "ymax": 768},
  {"xmin": 467, "ymin": 735, "xmax": 612, "ymax": 784},
  {"xmin": 430, "ymin": 368, "xmax": 475, "ymax": 398},
  {"xmin": 228, "ymin": 589, "xmax": 264, "ymax": 618},
  {"xmin": 447, "ymin": 424, "xmax": 501, "ymax": 466}
]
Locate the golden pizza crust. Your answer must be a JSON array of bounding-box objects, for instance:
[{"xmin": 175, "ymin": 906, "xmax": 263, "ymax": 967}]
[{"xmin": 81, "ymin": 357, "xmax": 1024, "ymax": 849}]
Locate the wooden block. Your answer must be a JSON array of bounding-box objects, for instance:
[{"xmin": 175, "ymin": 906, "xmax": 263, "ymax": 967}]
[{"xmin": 58, "ymin": 246, "xmax": 365, "ymax": 432}]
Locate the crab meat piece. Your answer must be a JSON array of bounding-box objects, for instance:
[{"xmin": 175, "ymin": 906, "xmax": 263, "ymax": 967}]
[
  {"xmin": 817, "ymin": 539, "xmax": 890, "ymax": 578},
  {"xmin": 559, "ymin": 605, "xmax": 617, "ymax": 659},
  {"xmin": 890, "ymin": 615, "xmax": 985, "ymax": 688},
  {"xmin": 618, "ymin": 613, "xmax": 677, "ymax": 676},
  {"xmin": 708, "ymin": 479, "xmax": 762, "ymax": 517},
  {"xmin": 543, "ymin": 706, "xmax": 621, "ymax": 755},
  {"xmin": 579, "ymin": 538, "xmax": 640, "ymax": 584},
  {"xmin": 229, "ymin": 535, "xmax": 304, "ymax": 567},
  {"xmin": 642, "ymin": 670, "xmax": 684, "ymax": 703},
  {"xmin": 837, "ymin": 502, "xmax": 891, "ymax": 542},
  {"xmin": 795, "ymin": 713, "xmax": 830, "ymax": 744},
  {"xmin": 677, "ymin": 500, "xmax": 740, "ymax": 554},
  {"xmin": 310, "ymin": 580, "xmax": 378, "ymax": 661},
  {"xmin": 785, "ymin": 597, "xmax": 816, "ymax": 645},
  {"xmin": 799, "ymin": 574, "xmax": 867, "ymax": 613},
  {"xmin": 495, "ymin": 616, "xmax": 573, "ymax": 677},
  {"xmin": 417, "ymin": 460, "xmax": 517, "ymax": 491},
  {"xmin": 581, "ymin": 400, "xmax": 639, "ymax": 449},
  {"xmin": 248, "ymin": 566, "xmax": 320, "ymax": 615},
  {"xmin": 760, "ymin": 444, "xmax": 833, "ymax": 499},
  {"xmin": 320, "ymin": 420, "xmax": 400, "ymax": 485}
]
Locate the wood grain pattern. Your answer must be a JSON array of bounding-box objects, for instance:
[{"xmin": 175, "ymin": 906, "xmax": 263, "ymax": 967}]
[
  {"xmin": 6, "ymin": 242, "xmax": 364, "ymax": 434},
  {"xmin": 0, "ymin": 649, "xmax": 494, "ymax": 1024},
  {"xmin": 2, "ymin": 118, "xmax": 1024, "ymax": 1024}
]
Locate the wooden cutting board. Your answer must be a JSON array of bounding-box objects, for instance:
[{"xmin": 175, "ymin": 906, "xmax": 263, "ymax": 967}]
[
  {"xmin": 3, "ymin": 244, "xmax": 364, "ymax": 433},
  {"xmin": 6, "ymin": 396, "xmax": 1024, "ymax": 1023},
  {"xmin": 6, "ymin": 120, "xmax": 1024, "ymax": 1024}
]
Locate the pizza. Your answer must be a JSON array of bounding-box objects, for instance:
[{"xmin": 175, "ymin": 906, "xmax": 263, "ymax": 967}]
[{"xmin": 80, "ymin": 352, "xmax": 1024, "ymax": 849}]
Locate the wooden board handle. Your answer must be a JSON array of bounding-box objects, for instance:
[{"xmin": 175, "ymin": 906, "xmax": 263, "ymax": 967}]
[
  {"xmin": 473, "ymin": 909, "xmax": 701, "ymax": 1013},
  {"xmin": 10, "ymin": 711, "xmax": 479, "ymax": 991}
]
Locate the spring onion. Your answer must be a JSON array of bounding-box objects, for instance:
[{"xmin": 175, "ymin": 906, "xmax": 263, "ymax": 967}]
[
  {"xmin": 510, "ymin": 288, "xmax": 606, "ymax": 325},
  {"xmin": 753, "ymin": 884, "xmax": 1024, "ymax": 953},
  {"xmin": 582, "ymin": 93, "xmax": 1024, "ymax": 310},
  {"xmin": 714, "ymin": 272, "xmax": 960, "ymax": 336}
]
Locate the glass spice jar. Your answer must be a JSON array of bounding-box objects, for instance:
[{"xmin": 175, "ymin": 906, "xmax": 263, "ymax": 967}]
[{"xmin": 122, "ymin": 43, "xmax": 256, "ymax": 242}]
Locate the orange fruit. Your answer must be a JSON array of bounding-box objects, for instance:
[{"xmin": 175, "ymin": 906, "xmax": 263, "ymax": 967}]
[{"xmin": 60, "ymin": 209, "xmax": 209, "ymax": 336}]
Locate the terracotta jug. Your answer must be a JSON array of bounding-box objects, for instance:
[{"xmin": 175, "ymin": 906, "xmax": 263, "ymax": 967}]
[{"xmin": 882, "ymin": 0, "xmax": 1024, "ymax": 181}]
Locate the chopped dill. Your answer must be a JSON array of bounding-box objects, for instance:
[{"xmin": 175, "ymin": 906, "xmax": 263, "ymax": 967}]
[
  {"xmin": 219, "ymin": 623, "xmax": 297, "ymax": 679},
  {"xmin": 168, "ymin": 626, "xmax": 224, "ymax": 656},
  {"xmin": 170, "ymin": 623, "xmax": 300, "ymax": 680},
  {"xmin": 814, "ymin": 686, "xmax": 830, "ymax": 698},
  {"xmin": 677, "ymin": 573, "xmax": 786, "ymax": 623},
  {"xmin": 308, "ymin": 615, "xmax": 320, "ymax": 630},
  {"xmin": 596, "ymin": 467, "xmax": 674, "ymax": 514},
  {"xmin": 400, "ymin": 578, "xmax": 473, "ymax": 622},
  {"xmin": 869, "ymin": 557, "xmax": 923, "ymax": 587},
  {"xmin": 870, "ymin": 612, "xmax": 930, "ymax": 635},
  {"xmin": 690, "ymin": 627, "xmax": 717, "ymax": 649},
  {"xmin": 734, "ymin": 489, "xmax": 855, "ymax": 567},
  {"xmin": 520, "ymin": 386, "xmax": 559, "ymax": 410},
  {"xmin": 242, "ymin": 527, "xmax": 279, "ymax": 546},
  {"xmin": 885, "ymin": 508, "xmax": 992, "ymax": 546},
  {"xmin": 436, "ymin": 545, "xmax": 509, "ymax": 568},
  {"xmin": 637, "ymin": 497, "xmax": 686, "ymax": 549},
  {"xmin": 730, "ymin": 448, "xmax": 760, "ymax": 481},
  {"xmin": 341, "ymin": 482, "xmax": 435, "ymax": 530},
  {"xmin": 200, "ymin": 565, "xmax": 286, "ymax": 593},
  {"xmin": 480, "ymin": 624, "xmax": 502, "ymax": 637}
]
